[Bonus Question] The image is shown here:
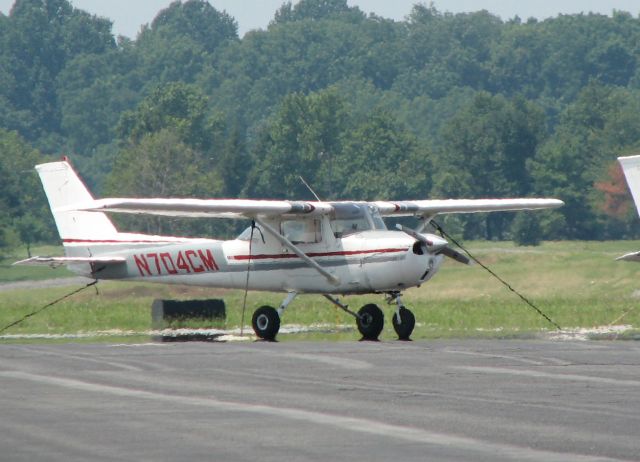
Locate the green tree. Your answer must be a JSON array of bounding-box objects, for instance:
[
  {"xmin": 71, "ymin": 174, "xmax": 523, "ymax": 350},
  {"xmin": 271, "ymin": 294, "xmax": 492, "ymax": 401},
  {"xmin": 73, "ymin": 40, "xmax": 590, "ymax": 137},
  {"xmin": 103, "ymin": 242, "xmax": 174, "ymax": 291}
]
[
  {"xmin": 219, "ymin": 124, "xmax": 250, "ymax": 197},
  {"xmin": 149, "ymin": 0, "xmax": 237, "ymax": 53},
  {"xmin": 4, "ymin": 0, "xmax": 640, "ymax": 245},
  {"xmin": 272, "ymin": 0, "xmax": 363, "ymax": 25},
  {"xmin": 0, "ymin": 129, "xmax": 54, "ymax": 253},
  {"xmin": 249, "ymin": 88, "xmax": 348, "ymax": 199},
  {"xmin": 337, "ymin": 109, "xmax": 431, "ymax": 200},
  {"xmin": 400, "ymin": 6, "xmax": 502, "ymax": 98},
  {"xmin": 106, "ymin": 128, "xmax": 223, "ymax": 235},
  {"xmin": 117, "ymin": 82, "xmax": 222, "ymax": 153},
  {"xmin": 127, "ymin": 0, "xmax": 238, "ymax": 94},
  {"xmin": 108, "ymin": 82, "xmax": 229, "ymax": 235},
  {"xmin": 434, "ymin": 92, "xmax": 546, "ymax": 239},
  {"xmin": 530, "ymin": 82, "xmax": 640, "ymax": 239},
  {"xmin": 57, "ymin": 51, "xmax": 139, "ymax": 155},
  {"xmin": 1, "ymin": 0, "xmax": 115, "ymax": 150},
  {"xmin": 511, "ymin": 212, "xmax": 541, "ymax": 246}
]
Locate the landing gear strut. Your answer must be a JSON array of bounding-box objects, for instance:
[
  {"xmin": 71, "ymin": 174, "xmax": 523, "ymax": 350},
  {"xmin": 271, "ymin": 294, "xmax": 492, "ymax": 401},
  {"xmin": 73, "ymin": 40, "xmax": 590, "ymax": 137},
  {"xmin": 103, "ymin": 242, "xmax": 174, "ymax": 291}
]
[{"xmin": 388, "ymin": 293, "xmax": 415, "ymax": 340}]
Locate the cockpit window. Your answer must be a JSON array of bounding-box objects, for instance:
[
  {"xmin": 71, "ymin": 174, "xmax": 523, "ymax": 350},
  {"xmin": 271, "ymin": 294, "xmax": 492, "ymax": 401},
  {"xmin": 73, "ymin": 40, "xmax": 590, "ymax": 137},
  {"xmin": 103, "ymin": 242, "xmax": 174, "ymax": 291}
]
[
  {"xmin": 330, "ymin": 216, "xmax": 370, "ymax": 237},
  {"xmin": 329, "ymin": 203, "xmax": 386, "ymax": 238},
  {"xmin": 369, "ymin": 206, "xmax": 387, "ymax": 230}
]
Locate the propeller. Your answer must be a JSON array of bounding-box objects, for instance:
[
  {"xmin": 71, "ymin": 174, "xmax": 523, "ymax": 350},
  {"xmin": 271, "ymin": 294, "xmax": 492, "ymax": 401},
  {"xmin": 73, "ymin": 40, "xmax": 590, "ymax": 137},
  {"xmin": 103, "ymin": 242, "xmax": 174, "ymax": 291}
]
[
  {"xmin": 395, "ymin": 224, "xmax": 471, "ymax": 265},
  {"xmin": 438, "ymin": 246, "xmax": 471, "ymax": 265}
]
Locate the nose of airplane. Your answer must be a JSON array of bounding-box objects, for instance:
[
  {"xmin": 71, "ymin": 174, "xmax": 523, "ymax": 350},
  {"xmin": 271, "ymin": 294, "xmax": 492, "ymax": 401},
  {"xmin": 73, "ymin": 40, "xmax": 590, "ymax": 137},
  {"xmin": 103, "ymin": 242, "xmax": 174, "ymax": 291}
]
[
  {"xmin": 395, "ymin": 224, "xmax": 449, "ymax": 253},
  {"xmin": 423, "ymin": 233, "xmax": 448, "ymax": 251},
  {"xmin": 422, "ymin": 233, "xmax": 472, "ymax": 265}
]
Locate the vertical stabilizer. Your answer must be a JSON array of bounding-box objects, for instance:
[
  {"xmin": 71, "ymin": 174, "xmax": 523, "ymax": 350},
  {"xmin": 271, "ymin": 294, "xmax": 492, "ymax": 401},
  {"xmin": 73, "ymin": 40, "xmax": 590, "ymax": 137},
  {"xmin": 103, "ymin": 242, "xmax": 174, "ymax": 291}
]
[
  {"xmin": 36, "ymin": 159, "xmax": 119, "ymax": 241},
  {"xmin": 619, "ymin": 154, "xmax": 640, "ymax": 217}
]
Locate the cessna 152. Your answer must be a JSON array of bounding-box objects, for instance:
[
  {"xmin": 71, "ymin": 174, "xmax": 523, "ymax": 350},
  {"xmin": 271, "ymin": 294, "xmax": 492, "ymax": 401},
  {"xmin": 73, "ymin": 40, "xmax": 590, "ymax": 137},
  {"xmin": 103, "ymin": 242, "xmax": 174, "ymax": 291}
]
[
  {"xmin": 617, "ymin": 154, "xmax": 640, "ymax": 262},
  {"xmin": 17, "ymin": 159, "xmax": 563, "ymax": 341}
]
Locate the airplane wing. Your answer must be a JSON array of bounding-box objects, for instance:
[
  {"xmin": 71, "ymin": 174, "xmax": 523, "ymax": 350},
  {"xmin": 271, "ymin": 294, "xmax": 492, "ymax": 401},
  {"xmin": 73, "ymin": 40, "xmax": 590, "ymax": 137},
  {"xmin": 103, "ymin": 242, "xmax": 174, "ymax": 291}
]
[
  {"xmin": 616, "ymin": 251, "xmax": 640, "ymax": 262},
  {"xmin": 68, "ymin": 197, "xmax": 562, "ymax": 219},
  {"xmin": 66, "ymin": 198, "xmax": 333, "ymax": 218},
  {"xmin": 372, "ymin": 198, "xmax": 564, "ymax": 217},
  {"xmin": 13, "ymin": 256, "xmax": 126, "ymax": 267}
]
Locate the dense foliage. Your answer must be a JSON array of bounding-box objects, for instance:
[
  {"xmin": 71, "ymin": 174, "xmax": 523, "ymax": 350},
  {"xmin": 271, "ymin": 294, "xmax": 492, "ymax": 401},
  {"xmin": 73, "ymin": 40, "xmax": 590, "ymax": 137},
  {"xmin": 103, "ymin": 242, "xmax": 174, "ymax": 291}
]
[{"xmin": 3, "ymin": 0, "xmax": 640, "ymax": 247}]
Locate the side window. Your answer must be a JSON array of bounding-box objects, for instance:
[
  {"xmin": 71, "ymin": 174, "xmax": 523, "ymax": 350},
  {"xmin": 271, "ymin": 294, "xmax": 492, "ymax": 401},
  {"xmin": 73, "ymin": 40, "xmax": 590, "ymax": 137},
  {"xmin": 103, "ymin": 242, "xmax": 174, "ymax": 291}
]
[
  {"xmin": 281, "ymin": 219, "xmax": 321, "ymax": 244},
  {"xmin": 237, "ymin": 225, "xmax": 263, "ymax": 241}
]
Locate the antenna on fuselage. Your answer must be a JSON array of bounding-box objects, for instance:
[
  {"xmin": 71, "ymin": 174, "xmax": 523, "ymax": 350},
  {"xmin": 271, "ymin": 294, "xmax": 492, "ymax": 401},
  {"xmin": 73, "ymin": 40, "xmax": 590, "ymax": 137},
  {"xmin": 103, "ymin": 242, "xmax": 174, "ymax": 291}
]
[{"xmin": 298, "ymin": 176, "xmax": 322, "ymax": 201}]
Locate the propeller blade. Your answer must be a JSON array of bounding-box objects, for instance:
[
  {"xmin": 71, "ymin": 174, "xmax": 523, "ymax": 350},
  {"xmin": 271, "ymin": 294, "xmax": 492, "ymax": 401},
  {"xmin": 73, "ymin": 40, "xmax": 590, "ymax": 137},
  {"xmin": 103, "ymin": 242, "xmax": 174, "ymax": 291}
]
[{"xmin": 439, "ymin": 246, "xmax": 472, "ymax": 265}]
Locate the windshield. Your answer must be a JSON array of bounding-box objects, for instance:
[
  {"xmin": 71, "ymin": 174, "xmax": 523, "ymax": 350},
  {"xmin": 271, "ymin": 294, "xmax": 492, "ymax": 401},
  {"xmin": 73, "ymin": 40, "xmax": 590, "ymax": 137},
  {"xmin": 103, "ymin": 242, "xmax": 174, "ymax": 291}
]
[
  {"xmin": 329, "ymin": 203, "xmax": 386, "ymax": 238},
  {"xmin": 369, "ymin": 206, "xmax": 387, "ymax": 230}
]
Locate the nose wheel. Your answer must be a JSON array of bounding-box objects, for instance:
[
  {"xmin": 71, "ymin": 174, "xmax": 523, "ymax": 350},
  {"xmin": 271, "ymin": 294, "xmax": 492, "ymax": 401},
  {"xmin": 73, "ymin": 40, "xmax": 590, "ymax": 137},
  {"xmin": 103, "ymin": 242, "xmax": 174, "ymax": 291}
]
[
  {"xmin": 324, "ymin": 294, "xmax": 415, "ymax": 341},
  {"xmin": 387, "ymin": 292, "xmax": 415, "ymax": 340},
  {"xmin": 392, "ymin": 306, "xmax": 415, "ymax": 340}
]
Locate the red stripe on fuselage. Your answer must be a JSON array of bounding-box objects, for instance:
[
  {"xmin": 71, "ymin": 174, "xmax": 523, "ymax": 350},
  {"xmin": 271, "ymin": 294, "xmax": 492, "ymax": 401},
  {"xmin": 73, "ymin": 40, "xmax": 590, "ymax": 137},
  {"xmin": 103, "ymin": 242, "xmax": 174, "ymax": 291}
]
[{"xmin": 229, "ymin": 248, "xmax": 408, "ymax": 261}]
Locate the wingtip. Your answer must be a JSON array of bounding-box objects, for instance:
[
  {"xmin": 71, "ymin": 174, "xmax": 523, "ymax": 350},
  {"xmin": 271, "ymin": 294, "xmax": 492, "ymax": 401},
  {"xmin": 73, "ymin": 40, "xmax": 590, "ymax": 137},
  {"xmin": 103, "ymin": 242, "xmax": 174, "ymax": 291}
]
[{"xmin": 616, "ymin": 251, "xmax": 640, "ymax": 262}]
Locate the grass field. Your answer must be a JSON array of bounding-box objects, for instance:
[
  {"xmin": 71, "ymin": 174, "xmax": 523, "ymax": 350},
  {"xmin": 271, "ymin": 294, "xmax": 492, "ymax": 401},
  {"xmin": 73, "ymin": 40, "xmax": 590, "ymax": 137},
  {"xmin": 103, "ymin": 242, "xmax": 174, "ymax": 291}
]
[{"xmin": 1, "ymin": 240, "xmax": 640, "ymax": 342}]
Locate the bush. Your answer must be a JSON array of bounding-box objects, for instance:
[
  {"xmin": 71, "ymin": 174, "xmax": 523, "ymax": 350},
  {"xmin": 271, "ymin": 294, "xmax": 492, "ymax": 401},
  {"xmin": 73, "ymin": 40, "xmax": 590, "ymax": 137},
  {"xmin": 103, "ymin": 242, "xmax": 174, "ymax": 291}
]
[{"xmin": 511, "ymin": 212, "xmax": 541, "ymax": 246}]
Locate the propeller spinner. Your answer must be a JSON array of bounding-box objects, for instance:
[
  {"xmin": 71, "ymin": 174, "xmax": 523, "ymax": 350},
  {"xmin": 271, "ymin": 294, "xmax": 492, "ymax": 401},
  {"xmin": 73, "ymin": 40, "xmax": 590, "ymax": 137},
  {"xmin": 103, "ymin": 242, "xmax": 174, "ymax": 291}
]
[{"xmin": 396, "ymin": 224, "xmax": 471, "ymax": 265}]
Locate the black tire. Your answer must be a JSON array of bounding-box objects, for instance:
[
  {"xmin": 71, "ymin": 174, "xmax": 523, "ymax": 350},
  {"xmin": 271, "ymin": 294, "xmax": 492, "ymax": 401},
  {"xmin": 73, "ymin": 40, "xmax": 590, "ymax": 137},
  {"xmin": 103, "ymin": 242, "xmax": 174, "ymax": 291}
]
[
  {"xmin": 356, "ymin": 304, "xmax": 384, "ymax": 341},
  {"xmin": 252, "ymin": 305, "xmax": 280, "ymax": 341},
  {"xmin": 392, "ymin": 306, "xmax": 415, "ymax": 341}
]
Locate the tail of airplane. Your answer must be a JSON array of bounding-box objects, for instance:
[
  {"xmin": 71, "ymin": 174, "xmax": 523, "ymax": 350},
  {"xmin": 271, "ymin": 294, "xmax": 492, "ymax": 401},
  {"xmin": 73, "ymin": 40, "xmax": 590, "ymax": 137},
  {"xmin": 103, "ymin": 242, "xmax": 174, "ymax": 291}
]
[
  {"xmin": 618, "ymin": 155, "xmax": 640, "ymax": 217},
  {"xmin": 12, "ymin": 158, "xmax": 132, "ymax": 271},
  {"xmin": 15, "ymin": 158, "xmax": 187, "ymax": 271},
  {"xmin": 617, "ymin": 155, "xmax": 640, "ymax": 262},
  {"xmin": 36, "ymin": 159, "xmax": 120, "ymax": 242}
]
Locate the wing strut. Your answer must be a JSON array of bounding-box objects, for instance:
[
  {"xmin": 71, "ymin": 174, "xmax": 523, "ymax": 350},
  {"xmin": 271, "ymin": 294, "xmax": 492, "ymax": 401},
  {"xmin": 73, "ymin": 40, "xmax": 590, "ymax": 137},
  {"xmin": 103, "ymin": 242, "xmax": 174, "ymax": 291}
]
[{"xmin": 254, "ymin": 218, "xmax": 341, "ymax": 286}]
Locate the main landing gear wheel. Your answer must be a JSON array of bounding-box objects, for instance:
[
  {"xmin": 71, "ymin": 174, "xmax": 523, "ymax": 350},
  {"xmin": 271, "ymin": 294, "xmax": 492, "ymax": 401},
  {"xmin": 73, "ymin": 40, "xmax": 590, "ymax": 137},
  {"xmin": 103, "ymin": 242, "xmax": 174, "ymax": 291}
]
[
  {"xmin": 392, "ymin": 306, "xmax": 415, "ymax": 341},
  {"xmin": 252, "ymin": 305, "xmax": 280, "ymax": 341},
  {"xmin": 356, "ymin": 304, "xmax": 384, "ymax": 341}
]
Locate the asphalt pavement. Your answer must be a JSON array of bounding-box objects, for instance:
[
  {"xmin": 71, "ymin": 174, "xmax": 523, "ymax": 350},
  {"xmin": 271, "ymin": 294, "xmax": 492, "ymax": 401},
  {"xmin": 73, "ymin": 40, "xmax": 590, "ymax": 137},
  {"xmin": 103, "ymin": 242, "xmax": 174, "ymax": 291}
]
[{"xmin": 1, "ymin": 339, "xmax": 639, "ymax": 461}]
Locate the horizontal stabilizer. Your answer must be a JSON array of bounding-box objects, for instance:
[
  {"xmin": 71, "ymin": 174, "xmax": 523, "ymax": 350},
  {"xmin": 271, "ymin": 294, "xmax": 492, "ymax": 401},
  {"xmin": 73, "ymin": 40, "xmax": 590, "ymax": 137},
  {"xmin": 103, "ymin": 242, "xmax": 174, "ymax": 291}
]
[
  {"xmin": 13, "ymin": 256, "xmax": 126, "ymax": 267},
  {"xmin": 615, "ymin": 251, "xmax": 640, "ymax": 262}
]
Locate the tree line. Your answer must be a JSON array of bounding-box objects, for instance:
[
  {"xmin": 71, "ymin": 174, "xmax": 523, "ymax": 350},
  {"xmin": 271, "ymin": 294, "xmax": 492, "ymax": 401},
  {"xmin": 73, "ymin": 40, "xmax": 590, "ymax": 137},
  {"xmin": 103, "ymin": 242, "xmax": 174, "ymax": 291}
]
[{"xmin": 2, "ymin": 0, "xmax": 640, "ymax": 251}]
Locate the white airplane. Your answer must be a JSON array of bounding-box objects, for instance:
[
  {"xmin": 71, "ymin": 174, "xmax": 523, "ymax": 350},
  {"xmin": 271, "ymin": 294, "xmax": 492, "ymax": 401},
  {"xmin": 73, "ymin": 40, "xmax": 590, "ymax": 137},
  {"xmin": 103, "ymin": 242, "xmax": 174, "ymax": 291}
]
[
  {"xmin": 16, "ymin": 158, "xmax": 563, "ymax": 341},
  {"xmin": 617, "ymin": 154, "xmax": 640, "ymax": 262}
]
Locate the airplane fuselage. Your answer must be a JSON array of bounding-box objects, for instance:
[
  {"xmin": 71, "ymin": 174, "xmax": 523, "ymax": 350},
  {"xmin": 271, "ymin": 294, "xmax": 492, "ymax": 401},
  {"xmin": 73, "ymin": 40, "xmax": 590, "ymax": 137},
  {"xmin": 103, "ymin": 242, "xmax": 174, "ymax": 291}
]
[{"xmin": 65, "ymin": 228, "xmax": 443, "ymax": 295}]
